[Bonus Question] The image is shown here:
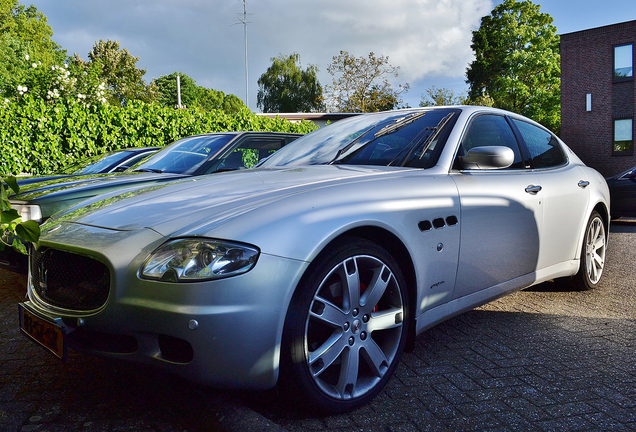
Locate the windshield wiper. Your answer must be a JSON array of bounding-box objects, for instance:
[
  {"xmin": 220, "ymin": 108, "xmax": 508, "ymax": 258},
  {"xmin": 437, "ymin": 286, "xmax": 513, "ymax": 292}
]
[
  {"xmin": 373, "ymin": 111, "xmax": 427, "ymax": 139},
  {"xmin": 397, "ymin": 112, "xmax": 455, "ymax": 165},
  {"xmin": 328, "ymin": 126, "xmax": 374, "ymax": 164},
  {"xmin": 133, "ymin": 168, "xmax": 163, "ymax": 173}
]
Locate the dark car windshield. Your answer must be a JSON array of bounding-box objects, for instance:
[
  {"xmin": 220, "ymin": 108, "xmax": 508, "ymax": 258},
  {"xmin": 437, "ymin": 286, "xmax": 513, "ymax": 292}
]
[
  {"xmin": 60, "ymin": 150, "xmax": 133, "ymax": 175},
  {"xmin": 260, "ymin": 108, "xmax": 458, "ymax": 169},
  {"xmin": 133, "ymin": 134, "xmax": 235, "ymax": 174}
]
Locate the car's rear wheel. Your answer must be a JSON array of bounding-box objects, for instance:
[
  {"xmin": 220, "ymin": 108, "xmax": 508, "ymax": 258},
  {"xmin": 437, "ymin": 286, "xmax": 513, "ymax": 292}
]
[
  {"xmin": 281, "ymin": 237, "xmax": 409, "ymax": 413},
  {"xmin": 568, "ymin": 211, "xmax": 606, "ymax": 290}
]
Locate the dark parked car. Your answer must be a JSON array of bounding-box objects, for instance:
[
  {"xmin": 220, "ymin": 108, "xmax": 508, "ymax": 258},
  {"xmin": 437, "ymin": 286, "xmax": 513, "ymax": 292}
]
[
  {"xmin": 2, "ymin": 132, "xmax": 301, "ymax": 272},
  {"xmin": 15, "ymin": 147, "xmax": 159, "ymax": 186},
  {"xmin": 606, "ymin": 166, "xmax": 636, "ymax": 219}
]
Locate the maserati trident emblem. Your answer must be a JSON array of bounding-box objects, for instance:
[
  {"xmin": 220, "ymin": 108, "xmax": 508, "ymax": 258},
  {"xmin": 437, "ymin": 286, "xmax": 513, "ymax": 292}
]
[{"xmin": 37, "ymin": 256, "xmax": 48, "ymax": 292}]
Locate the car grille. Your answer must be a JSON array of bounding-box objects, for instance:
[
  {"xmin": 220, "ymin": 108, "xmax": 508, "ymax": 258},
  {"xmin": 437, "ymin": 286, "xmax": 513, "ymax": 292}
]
[{"xmin": 30, "ymin": 248, "xmax": 110, "ymax": 311}]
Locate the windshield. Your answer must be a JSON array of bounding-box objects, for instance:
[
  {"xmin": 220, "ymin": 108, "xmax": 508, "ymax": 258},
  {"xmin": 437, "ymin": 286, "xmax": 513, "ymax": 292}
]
[
  {"xmin": 261, "ymin": 108, "xmax": 458, "ymax": 169},
  {"xmin": 133, "ymin": 134, "xmax": 235, "ymax": 174},
  {"xmin": 60, "ymin": 151, "xmax": 132, "ymax": 174}
]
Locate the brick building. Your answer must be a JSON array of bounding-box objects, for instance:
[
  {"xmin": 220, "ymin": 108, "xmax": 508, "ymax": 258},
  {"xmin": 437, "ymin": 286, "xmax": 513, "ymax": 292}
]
[{"xmin": 561, "ymin": 20, "xmax": 636, "ymax": 177}]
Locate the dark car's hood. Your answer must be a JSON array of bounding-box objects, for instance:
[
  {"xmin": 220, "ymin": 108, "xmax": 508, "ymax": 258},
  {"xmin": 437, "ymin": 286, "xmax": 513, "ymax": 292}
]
[
  {"xmin": 45, "ymin": 165, "xmax": 413, "ymax": 237},
  {"xmin": 16, "ymin": 174, "xmax": 77, "ymax": 186},
  {"xmin": 605, "ymin": 166, "xmax": 636, "ymax": 185},
  {"xmin": 12, "ymin": 172, "xmax": 187, "ymax": 203}
]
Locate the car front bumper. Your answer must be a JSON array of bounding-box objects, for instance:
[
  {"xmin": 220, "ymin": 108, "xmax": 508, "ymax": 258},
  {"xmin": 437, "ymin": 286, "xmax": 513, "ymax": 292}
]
[{"xmin": 23, "ymin": 223, "xmax": 308, "ymax": 389}]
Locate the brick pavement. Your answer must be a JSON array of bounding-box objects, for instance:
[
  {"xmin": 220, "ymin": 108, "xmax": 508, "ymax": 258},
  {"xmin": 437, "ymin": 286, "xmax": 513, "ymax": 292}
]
[{"xmin": 1, "ymin": 222, "xmax": 635, "ymax": 431}]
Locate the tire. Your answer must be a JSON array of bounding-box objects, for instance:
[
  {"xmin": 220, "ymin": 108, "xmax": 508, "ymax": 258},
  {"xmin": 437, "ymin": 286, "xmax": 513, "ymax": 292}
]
[
  {"xmin": 281, "ymin": 237, "xmax": 409, "ymax": 413},
  {"xmin": 568, "ymin": 211, "xmax": 607, "ymax": 290}
]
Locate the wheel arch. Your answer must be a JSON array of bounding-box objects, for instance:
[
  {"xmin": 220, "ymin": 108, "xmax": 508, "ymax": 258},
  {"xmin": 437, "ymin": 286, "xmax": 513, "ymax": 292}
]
[
  {"xmin": 316, "ymin": 225, "xmax": 419, "ymax": 352},
  {"xmin": 593, "ymin": 201, "xmax": 610, "ymax": 236},
  {"xmin": 578, "ymin": 201, "xmax": 610, "ymax": 258}
]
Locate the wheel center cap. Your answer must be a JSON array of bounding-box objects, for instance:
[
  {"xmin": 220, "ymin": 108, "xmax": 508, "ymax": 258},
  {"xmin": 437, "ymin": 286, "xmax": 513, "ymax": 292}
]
[{"xmin": 352, "ymin": 319, "xmax": 362, "ymax": 334}]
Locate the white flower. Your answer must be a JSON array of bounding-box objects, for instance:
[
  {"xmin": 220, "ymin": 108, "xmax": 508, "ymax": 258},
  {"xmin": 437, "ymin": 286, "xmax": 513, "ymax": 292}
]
[
  {"xmin": 32, "ymin": 63, "xmax": 37, "ymax": 68},
  {"xmin": 25, "ymin": 54, "xmax": 29, "ymax": 61}
]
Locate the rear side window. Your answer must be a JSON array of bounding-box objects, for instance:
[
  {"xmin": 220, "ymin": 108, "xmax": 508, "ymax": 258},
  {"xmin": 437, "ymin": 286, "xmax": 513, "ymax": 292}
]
[
  {"xmin": 456, "ymin": 114, "xmax": 524, "ymax": 169},
  {"xmin": 216, "ymin": 138, "xmax": 288, "ymax": 172},
  {"xmin": 512, "ymin": 119, "xmax": 566, "ymax": 168}
]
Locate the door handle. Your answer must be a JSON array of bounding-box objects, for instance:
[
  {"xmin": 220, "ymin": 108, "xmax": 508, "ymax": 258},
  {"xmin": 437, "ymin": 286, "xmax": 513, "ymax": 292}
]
[
  {"xmin": 525, "ymin": 185, "xmax": 542, "ymax": 194},
  {"xmin": 578, "ymin": 180, "xmax": 590, "ymax": 188}
]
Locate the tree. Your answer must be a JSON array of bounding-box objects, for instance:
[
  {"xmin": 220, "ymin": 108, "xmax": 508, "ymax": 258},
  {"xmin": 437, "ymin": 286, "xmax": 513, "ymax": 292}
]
[
  {"xmin": 326, "ymin": 51, "xmax": 409, "ymax": 113},
  {"xmin": 73, "ymin": 39, "xmax": 159, "ymax": 106},
  {"xmin": 219, "ymin": 93, "xmax": 245, "ymax": 114},
  {"xmin": 0, "ymin": 0, "xmax": 65, "ymax": 64},
  {"xmin": 152, "ymin": 72, "xmax": 246, "ymax": 113},
  {"xmin": 419, "ymin": 86, "xmax": 467, "ymax": 107},
  {"xmin": 257, "ymin": 53, "xmax": 324, "ymax": 113},
  {"xmin": 465, "ymin": 0, "xmax": 560, "ymax": 132},
  {"xmin": 153, "ymin": 72, "xmax": 198, "ymax": 108},
  {"xmin": 192, "ymin": 87, "xmax": 245, "ymax": 113},
  {"xmin": 0, "ymin": 0, "xmax": 66, "ymax": 98},
  {"xmin": 196, "ymin": 87, "xmax": 226, "ymax": 111}
]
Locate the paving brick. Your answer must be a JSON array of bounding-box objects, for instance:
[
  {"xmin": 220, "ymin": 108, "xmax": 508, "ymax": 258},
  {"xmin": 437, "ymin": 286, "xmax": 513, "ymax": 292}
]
[{"xmin": 1, "ymin": 224, "xmax": 636, "ymax": 431}]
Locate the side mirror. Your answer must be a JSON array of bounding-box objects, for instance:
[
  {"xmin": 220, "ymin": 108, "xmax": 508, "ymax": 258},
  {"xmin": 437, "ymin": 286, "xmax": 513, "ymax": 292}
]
[{"xmin": 459, "ymin": 146, "xmax": 515, "ymax": 170}]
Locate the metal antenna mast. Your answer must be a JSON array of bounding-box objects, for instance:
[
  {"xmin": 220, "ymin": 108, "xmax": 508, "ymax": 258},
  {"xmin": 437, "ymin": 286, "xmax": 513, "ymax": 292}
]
[{"xmin": 236, "ymin": 0, "xmax": 251, "ymax": 107}]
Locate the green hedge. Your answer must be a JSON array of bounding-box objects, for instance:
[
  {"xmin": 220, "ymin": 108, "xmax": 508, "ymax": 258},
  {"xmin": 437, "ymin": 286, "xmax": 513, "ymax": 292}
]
[{"xmin": 0, "ymin": 98, "xmax": 317, "ymax": 175}]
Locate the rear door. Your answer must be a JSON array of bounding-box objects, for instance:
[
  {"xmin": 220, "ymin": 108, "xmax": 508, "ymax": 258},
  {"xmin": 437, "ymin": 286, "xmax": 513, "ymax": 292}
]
[{"xmin": 510, "ymin": 118, "xmax": 590, "ymax": 269}]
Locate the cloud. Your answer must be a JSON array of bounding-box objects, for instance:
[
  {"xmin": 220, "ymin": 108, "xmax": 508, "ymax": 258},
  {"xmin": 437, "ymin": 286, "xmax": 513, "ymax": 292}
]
[{"xmin": 32, "ymin": 0, "xmax": 493, "ymax": 109}]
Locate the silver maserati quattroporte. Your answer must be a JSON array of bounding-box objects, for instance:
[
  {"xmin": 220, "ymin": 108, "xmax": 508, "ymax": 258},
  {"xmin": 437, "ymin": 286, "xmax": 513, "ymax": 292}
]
[{"xmin": 19, "ymin": 106, "xmax": 610, "ymax": 413}]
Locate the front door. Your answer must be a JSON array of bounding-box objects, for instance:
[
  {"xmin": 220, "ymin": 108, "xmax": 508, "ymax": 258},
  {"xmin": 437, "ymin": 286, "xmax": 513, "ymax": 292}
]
[{"xmin": 450, "ymin": 114, "xmax": 543, "ymax": 299}]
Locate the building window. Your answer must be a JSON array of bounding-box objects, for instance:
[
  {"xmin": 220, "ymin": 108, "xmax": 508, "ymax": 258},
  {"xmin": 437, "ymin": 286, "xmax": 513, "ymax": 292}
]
[
  {"xmin": 614, "ymin": 44, "xmax": 633, "ymax": 80},
  {"xmin": 614, "ymin": 118, "xmax": 633, "ymax": 154}
]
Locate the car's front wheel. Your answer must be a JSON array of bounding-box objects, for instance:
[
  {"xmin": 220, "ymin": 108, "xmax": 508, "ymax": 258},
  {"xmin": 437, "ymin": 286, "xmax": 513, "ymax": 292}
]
[{"xmin": 281, "ymin": 237, "xmax": 409, "ymax": 413}]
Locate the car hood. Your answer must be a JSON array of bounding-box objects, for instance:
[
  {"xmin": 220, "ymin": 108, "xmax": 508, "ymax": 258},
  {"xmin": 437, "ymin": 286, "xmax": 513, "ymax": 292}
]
[
  {"xmin": 46, "ymin": 165, "xmax": 414, "ymax": 237},
  {"xmin": 12, "ymin": 172, "xmax": 186, "ymax": 203},
  {"xmin": 16, "ymin": 174, "xmax": 77, "ymax": 186}
]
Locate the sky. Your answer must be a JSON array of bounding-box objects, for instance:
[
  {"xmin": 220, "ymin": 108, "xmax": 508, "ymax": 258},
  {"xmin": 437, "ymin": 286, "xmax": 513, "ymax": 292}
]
[{"xmin": 25, "ymin": 0, "xmax": 636, "ymax": 111}]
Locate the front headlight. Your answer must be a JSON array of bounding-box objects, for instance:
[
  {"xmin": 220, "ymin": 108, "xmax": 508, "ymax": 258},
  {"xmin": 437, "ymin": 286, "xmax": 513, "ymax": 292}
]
[
  {"xmin": 10, "ymin": 203, "xmax": 43, "ymax": 223},
  {"xmin": 140, "ymin": 238, "xmax": 260, "ymax": 282}
]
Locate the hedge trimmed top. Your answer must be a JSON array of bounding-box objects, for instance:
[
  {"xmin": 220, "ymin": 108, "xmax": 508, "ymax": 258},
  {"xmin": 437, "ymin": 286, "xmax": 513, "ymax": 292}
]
[{"xmin": 0, "ymin": 97, "xmax": 317, "ymax": 176}]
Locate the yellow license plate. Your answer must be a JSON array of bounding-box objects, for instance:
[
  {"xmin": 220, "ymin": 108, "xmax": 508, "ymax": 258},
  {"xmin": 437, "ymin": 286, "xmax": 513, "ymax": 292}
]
[{"xmin": 19, "ymin": 304, "xmax": 66, "ymax": 360}]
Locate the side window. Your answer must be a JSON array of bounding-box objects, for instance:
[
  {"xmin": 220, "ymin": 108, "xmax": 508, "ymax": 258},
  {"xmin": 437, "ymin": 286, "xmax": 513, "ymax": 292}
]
[
  {"xmin": 613, "ymin": 118, "xmax": 633, "ymax": 155},
  {"xmin": 614, "ymin": 44, "xmax": 633, "ymax": 81},
  {"xmin": 512, "ymin": 119, "xmax": 566, "ymax": 168},
  {"xmin": 221, "ymin": 138, "xmax": 286, "ymax": 171},
  {"xmin": 456, "ymin": 115, "xmax": 524, "ymax": 169}
]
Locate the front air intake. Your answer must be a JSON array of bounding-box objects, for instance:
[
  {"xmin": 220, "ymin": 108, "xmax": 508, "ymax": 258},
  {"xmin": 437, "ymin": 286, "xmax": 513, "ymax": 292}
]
[{"xmin": 30, "ymin": 248, "xmax": 110, "ymax": 311}]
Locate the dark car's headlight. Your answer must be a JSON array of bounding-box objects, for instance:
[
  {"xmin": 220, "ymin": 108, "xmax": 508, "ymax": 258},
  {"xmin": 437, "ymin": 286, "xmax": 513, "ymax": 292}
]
[
  {"xmin": 140, "ymin": 238, "xmax": 259, "ymax": 282},
  {"xmin": 10, "ymin": 203, "xmax": 42, "ymax": 223}
]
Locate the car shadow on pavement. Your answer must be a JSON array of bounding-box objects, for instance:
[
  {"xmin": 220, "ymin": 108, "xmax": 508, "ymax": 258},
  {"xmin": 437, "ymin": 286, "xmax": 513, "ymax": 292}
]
[
  {"xmin": 3, "ymin": 281, "xmax": 635, "ymax": 431},
  {"xmin": 236, "ymin": 308, "xmax": 636, "ymax": 431},
  {"xmin": 610, "ymin": 219, "xmax": 636, "ymax": 233}
]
